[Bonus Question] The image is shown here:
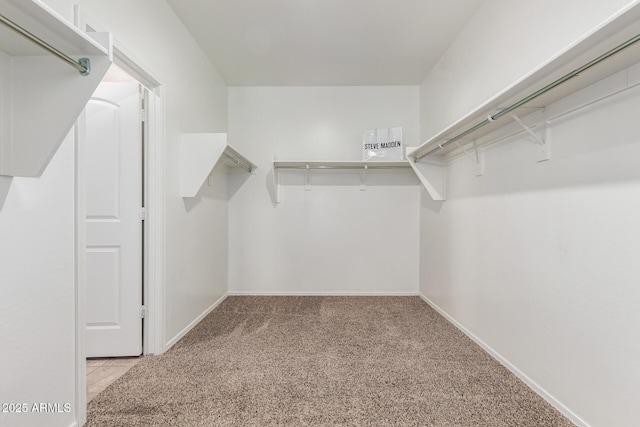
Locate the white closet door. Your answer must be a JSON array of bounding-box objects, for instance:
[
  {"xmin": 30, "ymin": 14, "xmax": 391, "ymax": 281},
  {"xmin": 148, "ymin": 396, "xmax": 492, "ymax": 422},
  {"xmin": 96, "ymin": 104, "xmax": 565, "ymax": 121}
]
[{"xmin": 85, "ymin": 81, "xmax": 142, "ymax": 357}]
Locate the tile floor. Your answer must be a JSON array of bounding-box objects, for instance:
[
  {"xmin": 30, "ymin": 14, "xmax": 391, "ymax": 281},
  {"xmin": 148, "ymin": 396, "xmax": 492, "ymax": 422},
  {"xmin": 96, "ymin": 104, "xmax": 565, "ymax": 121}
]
[{"xmin": 86, "ymin": 357, "xmax": 141, "ymax": 402}]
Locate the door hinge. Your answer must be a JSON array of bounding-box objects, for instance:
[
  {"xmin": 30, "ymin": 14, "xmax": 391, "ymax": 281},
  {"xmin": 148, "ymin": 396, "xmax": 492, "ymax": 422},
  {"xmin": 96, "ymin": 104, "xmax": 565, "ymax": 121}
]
[
  {"xmin": 140, "ymin": 306, "xmax": 147, "ymax": 319},
  {"xmin": 140, "ymin": 108, "xmax": 147, "ymax": 122},
  {"xmin": 140, "ymin": 207, "xmax": 147, "ymax": 221}
]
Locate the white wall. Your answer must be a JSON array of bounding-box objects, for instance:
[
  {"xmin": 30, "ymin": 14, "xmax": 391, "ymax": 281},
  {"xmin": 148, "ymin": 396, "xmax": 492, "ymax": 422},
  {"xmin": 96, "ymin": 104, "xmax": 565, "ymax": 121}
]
[
  {"xmin": 0, "ymin": 134, "xmax": 76, "ymax": 427},
  {"xmin": 421, "ymin": 70, "xmax": 640, "ymax": 426},
  {"xmin": 228, "ymin": 86, "xmax": 420, "ymax": 294},
  {"xmin": 1, "ymin": 1, "xmax": 229, "ymax": 426},
  {"xmin": 419, "ymin": 1, "xmax": 640, "ymax": 423}
]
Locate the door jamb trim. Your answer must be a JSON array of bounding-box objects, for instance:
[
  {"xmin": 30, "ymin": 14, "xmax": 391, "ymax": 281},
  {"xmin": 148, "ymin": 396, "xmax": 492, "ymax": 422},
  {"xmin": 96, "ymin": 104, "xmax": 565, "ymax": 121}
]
[{"xmin": 73, "ymin": 7, "xmax": 166, "ymax": 426}]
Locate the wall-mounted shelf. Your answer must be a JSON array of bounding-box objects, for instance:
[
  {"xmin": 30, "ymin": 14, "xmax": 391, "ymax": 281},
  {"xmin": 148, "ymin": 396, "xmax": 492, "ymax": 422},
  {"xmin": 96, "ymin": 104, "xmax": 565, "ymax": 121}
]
[
  {"xmin": 0, "ymin": 0, "xmax": 113, "ymax": 177},
  {"xmin": 407, "ymin": 2, "xmax": 640, "ymax": 201},
  {"xmin": 272, "ymin": 159, "xmax": 411, "ymax": 203},
  {"xmin": 181, "ymin": 133, "xmax": 256, "ymax": 198},
  {"xmin": 410, "ymin": 2, "xmax": 640, "ymax": 165}
]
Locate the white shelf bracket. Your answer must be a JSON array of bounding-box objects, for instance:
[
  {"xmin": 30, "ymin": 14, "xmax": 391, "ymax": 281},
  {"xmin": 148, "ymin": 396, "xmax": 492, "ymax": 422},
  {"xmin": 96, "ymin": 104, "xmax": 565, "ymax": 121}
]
[
  {"xmin": 406, "ymin": 148, "xmax": 446, "ymax": 201},
  {"xmin": 360, "ymin": 164, "xmax": 367, "ymax": 191},
  {"xmin": 511, "ymin": 113, "xmax": 551, "ymax": 162},
  {"xmin": 510, "ymin": 114, "xmax": 544, "ymax": 145},
  {"xmin": 272, "ymin": 159, "xmax": 411, "ymax": 202},
  {"xmin": 275, "ymin": 169, "xmax": 281, "ymax": 203},
  {"xmin": 304, "ymin": 163, "xmax": 311, "ymax": 191},
  {"xmin": 453, "ymin": 139, "xmax": 484, "ymax": 177}
]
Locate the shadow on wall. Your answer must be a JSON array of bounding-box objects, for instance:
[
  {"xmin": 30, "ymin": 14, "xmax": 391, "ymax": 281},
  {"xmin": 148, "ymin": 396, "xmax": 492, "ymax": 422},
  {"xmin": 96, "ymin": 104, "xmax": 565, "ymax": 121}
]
[
  {"xmin": 265, "ymin": 169, "xmax": 420, "ymax": 207},
  {"xmin": 265, "ymin": 168, "xmax": 277, "ymax": 207},
  {"xmin": 227, "ymin": 171, "xmax": 252, "ymax": 200},
  {"xmin": 421, "ymin": 189, "xmax": 444, "ymax": 214},
  {"xmin": 182, "ymin": 192, "xmax": 202, "ymax": 213},
  {"xmin": 447, "ymin": 132, "xmax": 640, "ymax": 200},
  {"xmin": 183, "ymin": 167, "xmax": 238, "ymax": 213},
  {"xmin": 0, "ymin": 177, "xmax": 12, "ymax": 211}
]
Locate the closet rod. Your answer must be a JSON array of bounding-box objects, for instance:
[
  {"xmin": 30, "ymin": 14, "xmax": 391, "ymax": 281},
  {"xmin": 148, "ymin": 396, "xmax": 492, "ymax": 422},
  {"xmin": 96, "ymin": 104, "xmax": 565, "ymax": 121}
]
[
  {"xmin": 275, "ymin": 165, "xmax": 410, "ymax": 170},
  {"xmin": 222, "ymin": 154, "xmax": 253, "ymax": 173},
  {"xmin": 0, "ymin": 12, "xmax": 90, "ymax": 75},
  {"xmin": 414, "ymin": 32, "xmax": 640, "ymax": 162}
]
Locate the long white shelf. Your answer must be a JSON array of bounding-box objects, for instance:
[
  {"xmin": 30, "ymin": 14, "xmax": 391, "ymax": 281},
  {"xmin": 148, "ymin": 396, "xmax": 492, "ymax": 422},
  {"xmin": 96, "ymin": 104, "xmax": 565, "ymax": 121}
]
[
  {"xmin": 181, "ymin": 133, "xmax": 256, "ymax": 198},
  {"xmin": 408, "ymin": 2, "xmax": 640, "ymax": 164},
  {"xmin": 0, "ymin": 0, "xmax": 113, "ymax": 177}
]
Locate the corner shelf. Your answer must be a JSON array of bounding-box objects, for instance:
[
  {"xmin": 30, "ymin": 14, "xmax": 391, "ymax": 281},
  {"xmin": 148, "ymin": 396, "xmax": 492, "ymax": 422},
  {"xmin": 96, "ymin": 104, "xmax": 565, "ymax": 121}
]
[
  {"xmin": 181, "ymin": 133, "xmax": 257, "ymax": 198},
  {"xmin": 272, "ymin": 159, "xmax": 412, "ymax": 203},
  {"xmin": 407, "ymin": 2, "xmax": 640, "ymax": 201},
  {"xmin": 0, "ymin": 0, "xmax": 113, "ymax": 177}
]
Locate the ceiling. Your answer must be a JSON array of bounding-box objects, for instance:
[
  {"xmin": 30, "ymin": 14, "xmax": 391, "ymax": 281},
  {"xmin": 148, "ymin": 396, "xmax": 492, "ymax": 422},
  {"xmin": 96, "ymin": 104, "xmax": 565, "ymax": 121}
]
[{"xmin": 166, "ymin": 0, "xmax": 484, "ymax": 86}]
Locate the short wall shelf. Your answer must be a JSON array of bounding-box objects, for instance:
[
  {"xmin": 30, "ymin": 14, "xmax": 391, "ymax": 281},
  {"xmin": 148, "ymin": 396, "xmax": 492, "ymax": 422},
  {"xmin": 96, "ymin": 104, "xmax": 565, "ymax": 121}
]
[
  {"xmin": 181, "ymin": 133, "xmax": 256, "ymax": 198},
  {"xmin": 0, "ymin": 0, "xmax": 113, "ymax": 177},
  {"xmin": 272, "ymin": 159, "xmax": 412, "ymax": 203}
]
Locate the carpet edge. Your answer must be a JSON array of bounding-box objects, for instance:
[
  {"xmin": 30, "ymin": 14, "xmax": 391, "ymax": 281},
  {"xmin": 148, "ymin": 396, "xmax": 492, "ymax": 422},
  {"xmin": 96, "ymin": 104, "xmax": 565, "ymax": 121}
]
[
  {"xmin": 228, "ymin": 291, "xmax": 420, "ymax": 296},
  {"xmin": 418, "ymin": 293, "xmax": 586, "ymax": 427},
  {"xmin": 165, "ymin": 293, "xmax": 229, "ymax": 351}
]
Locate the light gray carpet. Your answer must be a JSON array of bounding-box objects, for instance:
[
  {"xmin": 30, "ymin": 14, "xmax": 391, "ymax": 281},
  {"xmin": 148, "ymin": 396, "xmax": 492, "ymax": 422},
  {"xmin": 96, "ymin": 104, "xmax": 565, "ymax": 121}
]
[{"xmin": 87, "ymin": 296, "xmax": 574, "ymax": 426}]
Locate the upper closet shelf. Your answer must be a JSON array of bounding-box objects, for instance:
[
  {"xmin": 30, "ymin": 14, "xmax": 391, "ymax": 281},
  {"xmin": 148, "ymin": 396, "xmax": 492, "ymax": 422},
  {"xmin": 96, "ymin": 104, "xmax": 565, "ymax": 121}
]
[
  {"xmin": 0, "ymin": 0, "xmax": 113, "ymax": 177},
  {"xmin": 408, "ymin": 2, "xmax": 640, "ymax": 165},
  {"xmin": 181, "ymin": 133, "xmax": 256, "ymax": 198}
]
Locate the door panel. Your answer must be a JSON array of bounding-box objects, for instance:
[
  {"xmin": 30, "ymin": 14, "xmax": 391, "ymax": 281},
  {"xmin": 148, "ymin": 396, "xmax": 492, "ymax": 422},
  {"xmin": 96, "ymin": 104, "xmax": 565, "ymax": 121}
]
[
  {"xmin": 86, "ymin": 247, "xmax": 121, "ymax": 323},
  {"xmin": 85, "ymin": 101, "xmax": 120, "ymax": 219},
  {"xmin": 85, "ymin": 81, "xmax": 142, "ymax": 357}
]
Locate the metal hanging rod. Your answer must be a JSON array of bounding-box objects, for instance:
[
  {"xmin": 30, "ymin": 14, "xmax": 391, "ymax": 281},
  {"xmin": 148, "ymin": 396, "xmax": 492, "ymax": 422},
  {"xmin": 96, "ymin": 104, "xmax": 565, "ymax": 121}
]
[
  {"xmin": 0, "ymin": 12, "xmax": 91, "ymax": 76},
  {"xmin": 414, "ymin": 32, "xmax": 640, "ymax": 162},
  {"xmin": 222, "ymin": 154, "xmax": 252, "ymax": 173},
  {"xmin": 274, "ymin": 164, "xmax": 410, "ymax": 170}
]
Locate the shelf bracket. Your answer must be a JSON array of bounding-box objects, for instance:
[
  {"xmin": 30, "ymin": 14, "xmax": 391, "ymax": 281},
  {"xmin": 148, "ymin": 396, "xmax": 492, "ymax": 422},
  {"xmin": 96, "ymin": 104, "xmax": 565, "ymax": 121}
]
[
  {"xmin": 511, "ymin": 114, "xmax": 551, "ymax": 162},
  {"xmin": 453, "ymin": 139, "xmax": 484, "ymax": 176},
  {"xmin": 510, "ymin": 114, "xmax": 544, "ymax": 145},
  {"xmin": 274, "ymin": 166, "xmax": 281, "ymax": 203},
  {"xmin": 360, "ymin": 165, "xmax": 367, "ymax": 191},
  {"xmin": 406, "ymin": 148, "xmax": 446, "ymax": 201},
  {"xmin": 304, "ymin": 163, "xmax": 311, "ymax": 191}
]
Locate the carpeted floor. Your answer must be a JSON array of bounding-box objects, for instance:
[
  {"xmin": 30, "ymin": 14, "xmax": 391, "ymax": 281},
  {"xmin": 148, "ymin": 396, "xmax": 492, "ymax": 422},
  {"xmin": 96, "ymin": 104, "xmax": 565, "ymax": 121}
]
[{"xmin": 86, "ymin": 296, "xmax": 574, "ymax": 426}]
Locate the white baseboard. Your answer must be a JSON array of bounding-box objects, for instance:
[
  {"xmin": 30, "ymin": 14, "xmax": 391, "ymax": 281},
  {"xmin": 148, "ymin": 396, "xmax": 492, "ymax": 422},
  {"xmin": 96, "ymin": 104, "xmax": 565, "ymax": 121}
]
[
  {"xmin": 418, "ymin": 293, "xmax": 589, "ymax": 427},
  {"xmin": 228, "ymin": 291, "xmax": 419, "ymax": 296},
  {"xmin": 165, "ymin": 293, "xmax": 229, "ymax": 350}
]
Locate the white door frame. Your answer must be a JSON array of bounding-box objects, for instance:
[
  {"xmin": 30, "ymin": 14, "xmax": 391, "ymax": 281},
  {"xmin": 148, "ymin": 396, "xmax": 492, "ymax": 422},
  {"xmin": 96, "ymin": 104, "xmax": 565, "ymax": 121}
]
[{"xmin": 73, "ymin": 8, "xmax": 166, "ymax": 426}]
